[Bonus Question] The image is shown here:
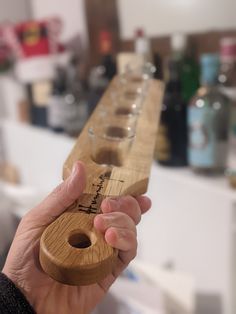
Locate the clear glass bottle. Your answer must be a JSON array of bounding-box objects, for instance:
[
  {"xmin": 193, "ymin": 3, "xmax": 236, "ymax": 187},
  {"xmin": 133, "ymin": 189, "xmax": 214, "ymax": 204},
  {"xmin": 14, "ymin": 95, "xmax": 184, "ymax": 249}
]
[
  {"xmin": 188, "ymin": 54, "xmax": 231, "ymax": 174},
  {"xmin": 63, "ymin": 90, "xmax": 88, "ymax": 137},
  {"xmin": 218, "ymin": 37, "xmax": 236, "ymax": 187},
  {"xmin": 134, "ymin": 28, "xmax": 152, "ymax": 63},
  {"xmin": 227, "ymin": 125, "xmax": 236, "ymax": 188},
  {"xmin": 218, "ymin": 37, "xmax": 236, "ymax": 89},
  {"xmin": 63, "ymin": 59, "xmax": 88, "ymax": 137}
]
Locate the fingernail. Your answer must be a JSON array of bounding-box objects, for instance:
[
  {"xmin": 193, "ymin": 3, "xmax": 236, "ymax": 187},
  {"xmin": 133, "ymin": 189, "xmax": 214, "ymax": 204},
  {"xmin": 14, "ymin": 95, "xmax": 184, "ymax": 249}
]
[
  {"xmin": 94, "ymin": 214, "xmax": 111, "ymax": 229},
  {"xmin": 94, "ymin": 215, "xmax": 103, "ymax": 227},
  {"xmin": 107, "ymin": 198, "xmax": 120, "ymax": 211}
]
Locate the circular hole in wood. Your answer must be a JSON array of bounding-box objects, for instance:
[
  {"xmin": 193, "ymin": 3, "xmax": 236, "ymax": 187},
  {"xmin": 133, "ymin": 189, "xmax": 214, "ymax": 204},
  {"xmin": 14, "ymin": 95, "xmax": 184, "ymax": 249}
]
[{"xmin": 68, "ymin": 233, "xmax": 91, "ymax": 249}]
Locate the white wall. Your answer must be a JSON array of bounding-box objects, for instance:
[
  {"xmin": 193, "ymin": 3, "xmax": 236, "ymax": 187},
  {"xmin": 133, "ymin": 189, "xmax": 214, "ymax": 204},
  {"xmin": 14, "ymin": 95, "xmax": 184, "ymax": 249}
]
[
  {"xmin": 0, "ymin": 0, "xmax": 31, "ymax": 23},
  {"xmin": 31, "ymin": 0, "xmax": 88, "ymax": 45},
  {"xmin": 2, "ymin": 120, "xmax": 74, "ymax": 192},
  {"xmin": 30, "ymin": 0, "xmax": 236, "ymax": 47},
  {"xmin": 117, "ymin": 0, "xmax": 236, "ymax": 39}
]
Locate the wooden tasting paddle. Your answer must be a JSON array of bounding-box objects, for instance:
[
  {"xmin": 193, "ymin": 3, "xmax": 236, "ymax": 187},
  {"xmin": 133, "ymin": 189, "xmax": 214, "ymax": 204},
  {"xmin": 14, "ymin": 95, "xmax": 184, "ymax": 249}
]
[{"xmin": 39, "ymin": 77, "xmax": 163, "ymax": 286}]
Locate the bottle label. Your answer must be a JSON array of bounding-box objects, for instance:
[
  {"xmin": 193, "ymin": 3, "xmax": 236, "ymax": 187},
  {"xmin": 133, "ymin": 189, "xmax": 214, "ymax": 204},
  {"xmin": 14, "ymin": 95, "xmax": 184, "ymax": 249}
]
[
  {"xmin": 48, "ymin": 95, "xmax": 67, "ymax": 128},
  {"xmin": 220, "ymin": 87, "xmax": 236, "ymax": 102},
  {"xmin": 32, "ymin": 81, "xmax": 52, "ymax": 107},
  {"xmin": 64, "ymin": 100, "xmax": 88, "ymax": 133},
  {"xmin": 188, "ymin": 106, "xmax": 216, "ymax": 167}
]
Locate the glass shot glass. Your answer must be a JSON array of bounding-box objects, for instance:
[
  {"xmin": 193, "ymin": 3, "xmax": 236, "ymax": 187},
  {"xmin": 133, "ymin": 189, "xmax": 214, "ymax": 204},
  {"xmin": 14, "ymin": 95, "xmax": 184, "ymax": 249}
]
[
  {"xmin": 122, "ymin": 62, "xmax": 156, "ymax": 95},
  {"xmin": 125, "ymin": 62, "xmax": 156, "ymax": 79},
  {"xmin": 114, "ymin": 75, "xmax": 145, "ymax": 111},
  {"xmin": 109, "ymin": 90, "xmax": 141, "ymax": 116},
  {"xmin": 88, "ymin": 121, "xmax": 135, "ymax": 167},
  {"xmin": 98, "ymin": 105, "xmax": 138, "ymax": 130}
]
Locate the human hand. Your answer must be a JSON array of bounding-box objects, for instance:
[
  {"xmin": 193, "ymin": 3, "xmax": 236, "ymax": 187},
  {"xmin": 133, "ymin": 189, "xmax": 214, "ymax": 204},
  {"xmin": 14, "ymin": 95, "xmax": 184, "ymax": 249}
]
[{"xmin": 3, "ymin": 161, "xmax": 151, "ymax": 314}]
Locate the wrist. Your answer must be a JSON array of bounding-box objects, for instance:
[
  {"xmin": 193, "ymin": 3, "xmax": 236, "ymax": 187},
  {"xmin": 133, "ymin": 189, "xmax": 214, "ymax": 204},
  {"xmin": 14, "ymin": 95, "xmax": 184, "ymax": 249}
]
[
  {"xmin": 2, "ymin": 266, "xmax": 33, "ymax": 307},
  {"xmin": 0, "ymin": 272, "xmax": 35, "ymax": 313}
]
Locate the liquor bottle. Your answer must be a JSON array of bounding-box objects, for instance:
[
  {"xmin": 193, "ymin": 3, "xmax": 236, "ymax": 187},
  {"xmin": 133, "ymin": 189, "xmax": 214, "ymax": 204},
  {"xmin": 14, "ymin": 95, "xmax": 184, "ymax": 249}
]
[
  {"xmin": 63, "ymin": 67, "xmax": 88, "ymax": 137},
  {"xmin": 227, "ymin": 124, "xmax": 236, "ymax": 188},
  {"xmin": 87, "ymin": 30, "xmax": 116, "ymax": 112},
  {"xmin": 170, "ymin": 33, "xmax": 199, "ymax": 103},
  {"xmin": 188, "ymin": 54, "xmax": 231, "ymax": 174},
  {"xmin": 155, "ymin": 59, "xmax": 188, "ymax": 166},
  {"xmin": 218, "ymin": 37, "xmax": 236, "ymax": 187},
  {"xmin": 98, "ymin": 30, "xmax": 116, "ymax": 81},
  {"xmin": 153, "ymin": 52, "xmax": 164, "ymax": 80},
  {"xmin": 218, "ymin": 37, "xmax": 236, "ymax": 90},
  {"xmin": 134, "ymin": 28, "xmax": 152, "ymax": 63},
  {"xmin": 47, "ymin": 67, "xmax": 67, "ymax": 132},
  {"xmin": 63, "ymin": 90, "xmax": 88, "ymax": 137},
  {"xmin": 27, "ymin": 80, "xmax": 52, "ymax": 128}
]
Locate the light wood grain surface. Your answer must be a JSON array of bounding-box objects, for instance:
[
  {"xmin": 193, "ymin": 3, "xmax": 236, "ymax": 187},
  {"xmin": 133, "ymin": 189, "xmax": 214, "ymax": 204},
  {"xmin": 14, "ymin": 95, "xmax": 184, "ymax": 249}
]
[{"xmin": 40, "ymin": 77, "xmax": 163, "ymax": 286}]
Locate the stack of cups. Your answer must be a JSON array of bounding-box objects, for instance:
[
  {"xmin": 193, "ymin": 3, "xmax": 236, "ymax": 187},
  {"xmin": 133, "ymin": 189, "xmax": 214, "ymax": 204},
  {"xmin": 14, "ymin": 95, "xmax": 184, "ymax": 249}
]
[{"xmin": 89, "ymin": 62, "xmax": 155, "ymax": 167}]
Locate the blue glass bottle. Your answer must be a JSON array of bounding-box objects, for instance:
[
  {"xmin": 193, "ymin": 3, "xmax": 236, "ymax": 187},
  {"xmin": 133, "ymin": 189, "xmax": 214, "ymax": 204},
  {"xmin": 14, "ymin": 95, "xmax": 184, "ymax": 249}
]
[{"xmin": 188, "ymin": 54, "xmax": 231, "ymax": 174}]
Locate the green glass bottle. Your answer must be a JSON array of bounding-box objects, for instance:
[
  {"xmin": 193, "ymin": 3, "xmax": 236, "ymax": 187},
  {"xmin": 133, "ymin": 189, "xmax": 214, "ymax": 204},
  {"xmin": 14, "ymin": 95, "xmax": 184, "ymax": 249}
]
[{"xmin": 170, "ymin": 33, "xmax": 199, "ymax": 103}]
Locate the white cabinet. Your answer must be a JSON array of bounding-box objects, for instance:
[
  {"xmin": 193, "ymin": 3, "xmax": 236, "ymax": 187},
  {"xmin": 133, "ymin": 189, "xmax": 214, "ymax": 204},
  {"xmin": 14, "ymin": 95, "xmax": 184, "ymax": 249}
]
[
  {"xmin": 138, "ymin": 164, "xmax": 236, "ymax": 314},
  {"xmin": 2, "ymin": 120, "xmax": 236, "ymax": 313}
]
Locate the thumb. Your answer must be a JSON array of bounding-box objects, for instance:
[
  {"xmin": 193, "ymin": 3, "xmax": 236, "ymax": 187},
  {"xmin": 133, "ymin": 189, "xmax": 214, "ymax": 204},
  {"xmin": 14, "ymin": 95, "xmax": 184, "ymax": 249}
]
[{"xmin": 24, "ymin": 161, "xmax": 86, "ymax": 226}]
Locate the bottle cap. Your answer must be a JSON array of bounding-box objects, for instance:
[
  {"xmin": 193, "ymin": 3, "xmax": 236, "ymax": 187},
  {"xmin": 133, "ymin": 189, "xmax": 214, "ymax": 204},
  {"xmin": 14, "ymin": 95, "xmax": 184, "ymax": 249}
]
[
  {"xmin": 135, "ymin": 28, "xmax": 145, "ymax": 38},
  {"xmin": 170, "ymin": 33, "xmax": 187, "ymax": 52},
  {"xmin": 200, "ymin": 53, "xmax": 219, "ymax": 85},
  {"xmin": 220, "ymin": 37, "xmax": 236, "ymax": 61}
]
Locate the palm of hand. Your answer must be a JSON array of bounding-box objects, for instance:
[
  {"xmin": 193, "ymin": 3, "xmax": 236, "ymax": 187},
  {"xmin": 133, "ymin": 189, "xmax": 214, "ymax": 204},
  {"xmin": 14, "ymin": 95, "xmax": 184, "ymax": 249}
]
[
  {"xmin": 3, "ymin": 162, "xmax": 150, "ymax": 314},
  {"xmin": 5, "ymin": 221, "xmax": 123, "ymax": 314}
]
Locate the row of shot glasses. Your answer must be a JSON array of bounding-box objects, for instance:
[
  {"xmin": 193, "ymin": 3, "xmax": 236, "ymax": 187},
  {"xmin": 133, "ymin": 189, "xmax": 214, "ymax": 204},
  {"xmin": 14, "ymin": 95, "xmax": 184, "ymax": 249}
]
[{"xmin": 88, "ymin": 63, "xmax": 155, "ymax": 167}]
